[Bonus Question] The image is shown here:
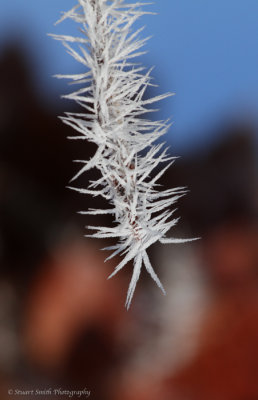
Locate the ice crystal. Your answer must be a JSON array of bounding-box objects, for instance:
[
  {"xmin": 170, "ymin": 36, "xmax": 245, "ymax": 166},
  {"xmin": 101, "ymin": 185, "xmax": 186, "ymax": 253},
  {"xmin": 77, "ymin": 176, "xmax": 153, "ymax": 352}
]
[{"xmin": 51, "ymin": 0, "xmax": 197, "ymax": 309}]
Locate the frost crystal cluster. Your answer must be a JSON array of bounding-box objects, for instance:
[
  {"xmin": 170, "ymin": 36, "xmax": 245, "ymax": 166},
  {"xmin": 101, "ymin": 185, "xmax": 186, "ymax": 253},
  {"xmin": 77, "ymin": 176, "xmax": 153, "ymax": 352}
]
[{"xmin": 52, "ymin": 0, "xmax": 196, "ymax": 308}]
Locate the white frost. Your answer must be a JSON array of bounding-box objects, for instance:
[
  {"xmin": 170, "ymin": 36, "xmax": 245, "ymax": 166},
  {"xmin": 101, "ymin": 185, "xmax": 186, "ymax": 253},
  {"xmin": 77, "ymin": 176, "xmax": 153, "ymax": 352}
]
[{"xmin": 52, "ymin": 0, "xmax": 197, "ymax": 309}]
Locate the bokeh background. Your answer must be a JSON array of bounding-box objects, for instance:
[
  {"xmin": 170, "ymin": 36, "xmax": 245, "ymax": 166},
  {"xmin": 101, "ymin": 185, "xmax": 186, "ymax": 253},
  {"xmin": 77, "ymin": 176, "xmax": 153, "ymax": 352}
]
[{"xmin": 0, "ymin": 1, "xmax": 258, "ymax": 399}]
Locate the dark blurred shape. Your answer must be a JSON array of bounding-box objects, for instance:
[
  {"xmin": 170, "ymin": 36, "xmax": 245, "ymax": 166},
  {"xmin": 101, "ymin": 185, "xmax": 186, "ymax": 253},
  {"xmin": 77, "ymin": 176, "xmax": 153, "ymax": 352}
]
[
  {"xmin": 0, "ymin": 44, "xmax": 98, "ymax": 282},
  {"xmin": 168, "ymin": 122, "xmax": 257, "ymax": 234}
]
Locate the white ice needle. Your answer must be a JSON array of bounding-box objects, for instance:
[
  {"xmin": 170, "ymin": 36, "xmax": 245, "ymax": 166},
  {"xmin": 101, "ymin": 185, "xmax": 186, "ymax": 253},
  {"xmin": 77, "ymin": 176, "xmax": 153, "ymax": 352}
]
[{"xmin": 51, "ymin": 0, "xmax": 198, "ymax": 309}]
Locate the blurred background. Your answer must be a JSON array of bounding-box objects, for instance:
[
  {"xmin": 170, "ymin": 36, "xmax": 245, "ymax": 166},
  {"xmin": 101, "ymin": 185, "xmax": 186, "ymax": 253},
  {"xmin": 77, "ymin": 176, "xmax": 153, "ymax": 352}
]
[{"xmin": 0, "ymin": 1, "xmax": 258, "ymax": 399}]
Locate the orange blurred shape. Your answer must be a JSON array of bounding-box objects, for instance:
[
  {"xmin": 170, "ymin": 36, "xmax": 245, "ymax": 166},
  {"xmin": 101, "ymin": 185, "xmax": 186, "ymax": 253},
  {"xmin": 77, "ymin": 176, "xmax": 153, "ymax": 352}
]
[
  {"xmin": 163, "ymin": 220, "xmax": 258, "ymax": 400},
  {"xmin": 203, "ymin": 221, "xmax": 258, "ymax": 285},
  {"xmin": 23, "ymin": 239, "xmax": 127, "ymax": 370}
]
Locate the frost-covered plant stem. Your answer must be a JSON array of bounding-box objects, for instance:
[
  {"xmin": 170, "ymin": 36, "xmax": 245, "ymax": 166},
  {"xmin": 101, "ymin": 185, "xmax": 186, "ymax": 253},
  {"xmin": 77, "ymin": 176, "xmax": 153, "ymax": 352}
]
[{"xmin": 51, "ymin": 0, "xmax": 197, "ymax": 309}]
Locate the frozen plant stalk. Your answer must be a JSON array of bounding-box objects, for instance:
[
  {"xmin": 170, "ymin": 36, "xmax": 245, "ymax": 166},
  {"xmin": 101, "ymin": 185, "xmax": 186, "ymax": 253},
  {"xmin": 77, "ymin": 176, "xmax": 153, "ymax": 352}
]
[{"xmin": 51, "ymin": 0, "xmax": 196, "ymax": 309}]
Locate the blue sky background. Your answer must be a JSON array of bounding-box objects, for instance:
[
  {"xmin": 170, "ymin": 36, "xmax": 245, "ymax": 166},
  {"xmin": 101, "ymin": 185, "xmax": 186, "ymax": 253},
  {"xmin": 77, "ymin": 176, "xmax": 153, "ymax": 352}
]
[{"xmin": 0, "ymin": 0, "xmax": 258, "ymax": 154}]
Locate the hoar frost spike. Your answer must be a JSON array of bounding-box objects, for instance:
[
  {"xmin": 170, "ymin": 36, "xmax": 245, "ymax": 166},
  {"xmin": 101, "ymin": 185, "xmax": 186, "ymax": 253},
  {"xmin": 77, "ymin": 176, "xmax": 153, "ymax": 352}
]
[{"xmin": 51, "ymin": 0, "xmax": 197, "ymax": 309}]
